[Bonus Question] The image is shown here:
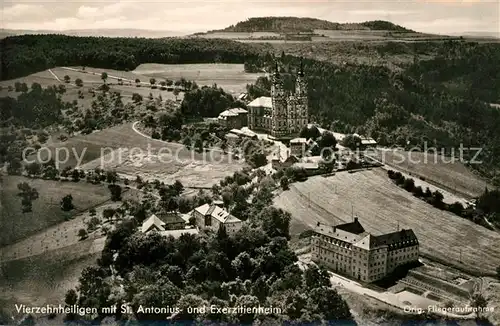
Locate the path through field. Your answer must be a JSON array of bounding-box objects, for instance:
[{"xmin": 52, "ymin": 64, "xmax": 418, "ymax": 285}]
[
  {"xmin": 48, "ymin": 69, "xmax": 61, "ymax": 82},
  {"xmin": 274, "ymin": 168, "xmax": 500, "ymax": 275}
]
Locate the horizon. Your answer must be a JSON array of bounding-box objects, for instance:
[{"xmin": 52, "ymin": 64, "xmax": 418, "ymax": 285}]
[{"xmin": 2, "ymin": 1, "xmax": 499, "ymax": 36}]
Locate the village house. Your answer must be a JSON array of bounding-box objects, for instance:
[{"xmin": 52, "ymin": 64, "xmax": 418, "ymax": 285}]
[
  {"xmin": 292, "ymin": 162, "xmax": 320, "ymax": 176},
  {"xmin": 192, "ymin": 203, "xmax": 243, "ymax": 234},
  {"xmin": 311, "ymin": 218, "xmax": 419, "ymax": 283},
  {"xmin": 218, "ymin": 108, "xmax": 248, "ymax": 129},
  {"xmin": 141, "ymin": 213, "xmax": 198, "ymax": 238},
  {"xmin": 225, "ymin": 132, "xmax": 240, "ymax": 146},
  {"xmin": 271, "ymin": 155, "xmax": 300, "ymax": 170}
]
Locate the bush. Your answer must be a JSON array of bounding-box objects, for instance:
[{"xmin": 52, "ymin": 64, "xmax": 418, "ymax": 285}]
[
  {"xmin": 403, "ymin": 178, "xmax": 415, "ymax": 191},
  {"xmin": 412, "ymin": 186, "xmax": 424, "ymax": 197}
]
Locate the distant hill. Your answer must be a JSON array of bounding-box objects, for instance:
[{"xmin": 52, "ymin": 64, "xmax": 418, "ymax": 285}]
[
  {"xmin": 0, "ymin": 29, "xmax": 187, "ymax": 39},
  {"xmin": 207, "ymin": 17, "xmax": 414, "ymax": 33}
]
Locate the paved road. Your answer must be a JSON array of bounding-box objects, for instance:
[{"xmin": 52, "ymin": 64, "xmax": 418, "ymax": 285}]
[{"xmin": 298, "ymin": 256, "xmax": 476, "ymax": 320}]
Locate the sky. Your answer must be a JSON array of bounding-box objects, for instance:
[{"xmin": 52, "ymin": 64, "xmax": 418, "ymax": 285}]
[{"xmin": 1, "ymin": 0, "xmax": 499, "ymax": 35}]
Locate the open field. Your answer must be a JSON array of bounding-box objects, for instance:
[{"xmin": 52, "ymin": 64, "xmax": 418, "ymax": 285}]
[
  {"xmin": 77, "ymin": 123, "xmax": 245, "ymax": 187},
  {"xmin": 0, "ymin": 192, "xmax": 140, "ymax": 263},
  {"xmin": 0, "ymin": 176, "xmax": 113, "ymax": 247},
  {"xmin": 34, "ymin": 123, "xmax": 245, "ymax": 186},
  {"xmin": 274, "ymin": 168, "xmax": 500, "ymax": 275},
  {"xmin": 0, "ymin": 246, "xmax": 101, "ymax": 318},
  {"xmin": 133, "ymin": 63, "xmax": 265, "ymax": 95},
  {"xmin": 373, "ymin": 149, "xmax": 494, "ymax": 199},
  {"xmin": 377, "ymin": 165, "xmax": 469, "ymax": 206}
]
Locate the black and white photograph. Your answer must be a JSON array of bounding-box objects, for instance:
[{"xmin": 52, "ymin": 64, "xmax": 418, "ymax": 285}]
[{"xmin": 1, "ymin": 0, "xmax": 499, "ymax": 325}]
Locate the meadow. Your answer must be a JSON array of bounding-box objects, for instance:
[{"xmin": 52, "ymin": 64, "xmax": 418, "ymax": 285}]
[
  {"xmin": 274, "ymin": 168, "xmax": 500, "ymax": 275},
  {"xmin": 0, "ymin": 245, "xmax": 101, "ymax": 318},
  {"xmin": 0, "ymin": 176, "xmax": 113, "ymax": 247},
  {"xmin": 31, "ymin": 123, "xmax": 245, "ymax": 186},
  {"xmin": 132, "ymin": 63, "xmax": 265, "ymax": 95},
  {"xmin": 75, "ymin": 123, "xmax": 246, "ymax": 187}
]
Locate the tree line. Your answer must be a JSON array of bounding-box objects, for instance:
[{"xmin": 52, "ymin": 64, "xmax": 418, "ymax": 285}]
[
  {"xmin": 1, "ymin": 35, "xmax": 264, "ymax": 80},
  {"xmin": 387, "ymin": 169, "xmax": 499, "ymax": 229},
  {"xmin": 244, "ymin": 42, "xmax": 500, "ymax": 184}
]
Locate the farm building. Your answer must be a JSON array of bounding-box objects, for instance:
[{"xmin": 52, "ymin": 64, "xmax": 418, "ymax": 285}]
[
  {"xmin": 353, "ymin": 133, "xmax": 377, "ymax": 149},
  {"xmin": 229, "ymin": 128, "xmax": 257, "ymax": 139},
  {"xmin": 141, "ymin": 213, "xmax": 198, "ymax": 238},
  {"xmin": 192, "ymin": 203, "xmax": 243, "ymax": 234},
  {"xmin": 225, "ymin": 132, "xmax": 240, "ymax": 145},
  {"xmin": 218, "ymin": 108, "xmax": 248, "ymax": 129},
  {"xmin": 141, "ymin": 213, "xmax": 187, "ymax": 233},
  {"xmin": 289, "ymin": 137, "xmax": 308, "ymax": 157},
  {"xmin": 312, "ymin": 218, "xmax": 419, "ymax": 283},
  {"xmin": 272, "ymin": 155, "xmax": 300, "ymax": 170},
  {"xmin": 292, "ymin": 162, "xmax": 320, "ymax": 175}
]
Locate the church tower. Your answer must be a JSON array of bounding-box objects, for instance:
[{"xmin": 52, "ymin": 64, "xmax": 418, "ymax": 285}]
[
  {"xmin": 271, "ymin": 61, "xmax": 288, "ymax": 138},
  {"xmin": 293, "ymin": 59, "xmax": 308, "ymax": 133}
]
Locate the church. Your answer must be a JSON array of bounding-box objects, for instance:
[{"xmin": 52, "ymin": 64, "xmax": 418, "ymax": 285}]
[{"xmin": 247, "ymin": 61, "xmax": 308, "ymax": 139}]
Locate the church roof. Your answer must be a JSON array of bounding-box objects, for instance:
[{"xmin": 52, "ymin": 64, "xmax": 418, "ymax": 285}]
[{"xmin": 247, "ymin": 96, "xmax": 272, "ymax": 109}]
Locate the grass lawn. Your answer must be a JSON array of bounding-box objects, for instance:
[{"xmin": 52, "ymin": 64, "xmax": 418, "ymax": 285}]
[
  {"xmin": 0, "ymin": 176, "xmax": 112, "ymax": 247},
  {"xmin": 274, "ymin": 168, "xmax": 500, "ymax": 275}
]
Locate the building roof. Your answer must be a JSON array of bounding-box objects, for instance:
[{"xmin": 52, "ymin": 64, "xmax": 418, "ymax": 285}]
[
  {"xmin": 335, "ymin": 218, "xmax": 365, "ymax": 234},
  {"xmin": 290, "ymin": 137, "xmax": 307, "ymax": 144},
  {"xmin": 361, "ymin": 138, "xmax": 377, "ymax": 145},
  {"xmin": 352, "ymin": 133, "xmax": 377, "ymax": 145},
  {"xmin": 159, "ymin": 228, "xmax": 199, "ymax": 239},
  {"xmin": 225, "ymin": 133, "xmax": 240, "ymax": 139},
  {"xmin": 229, "ymin": 128, "xmax": 256, "ymax": 138},
  {"xmin": 142, "ymin": 214, "xmax": 166, "ymax": 233},
  {"xmin": 247, "ymin": 96, "xmax": 272, "ymax": 109},
  {"xmin": 194, "ymin": 204, "xmax": 242, "ymax": 224},
  {"xmin": 373, "ymin": 229, "xmax": 418, "ymax": 249},
  {"xmin": 219, "ymin": 111, "xmax": 239, "ymax": 118},
  {"xmin": 158, "ymin": 212, "xmax": 186, "ymax": 225},
  {"xmin": 230, "ymin": 107, "xmax": 248, "ymax": 114},
  {"xmin": 314, "ymin": 219, "xmax": 418, "ymax": 250},
  {"xmin": 292, "ymin": 162, "xmax": 319, "ymax": 170},
  {"xmin": 219, "ymin": 108, "xmax": 248, "ymax": 118}
]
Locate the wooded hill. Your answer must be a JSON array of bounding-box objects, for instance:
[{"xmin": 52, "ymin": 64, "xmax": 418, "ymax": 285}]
[
  {"xmin": 2, "ymin": 35, "xmax": 500, "ymax": 183},
  {"xmin": 208, "ymin": 17, "xmax": 414, "ymax": 33}
]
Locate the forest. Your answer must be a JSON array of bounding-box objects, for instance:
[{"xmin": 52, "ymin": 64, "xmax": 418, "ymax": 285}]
[
  {"xmin": 63, "ymin": 171, "xmax": 356, "ymax": 324},
  {"xmin": 210, "ymin": 17, "xmax": 412, "ymax": 33},
  {"xmin": 1, "ymin": 35, "xmax": 263, "ymax": 80},
  {"xmin": 2, "ymin": 35, "xmax": 500, "ymax": 182},
  {"xmin": 244, "ymin": 41, "xmax": 500, "ymax": 183}
]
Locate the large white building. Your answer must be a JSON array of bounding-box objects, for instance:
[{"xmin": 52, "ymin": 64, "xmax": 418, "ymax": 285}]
[
  {"xmin": 192, "ymin": 203, "xmax": 243, "ymax": 234},
  {"xmin": 311, "ymin": 218, "xmax": 419, "ymax": 283}
]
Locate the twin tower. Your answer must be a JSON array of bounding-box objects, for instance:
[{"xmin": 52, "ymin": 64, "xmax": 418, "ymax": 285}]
[
  {"xmin": 270, "ymin": 60, "xmax": 309, "ymax": 138},
  {"xmin": 247, "ymin": 60, "xmax": 309, "ymax": 139}
]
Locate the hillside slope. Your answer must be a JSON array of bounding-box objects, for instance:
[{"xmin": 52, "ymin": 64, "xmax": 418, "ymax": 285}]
[{"xmin": 209, "ymin": 17, "xmax": 414, "ymax": 33}]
